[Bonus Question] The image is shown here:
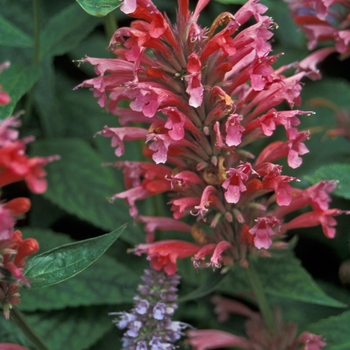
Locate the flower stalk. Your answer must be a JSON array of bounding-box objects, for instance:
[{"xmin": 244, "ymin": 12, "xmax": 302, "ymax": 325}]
[
  {"xmin": 8, "ymin": 306, "xmax": 49, "ymax": 350},
  {"xmin": 245, "ymin": 260, "xmax": 276, "ymax": 333}
]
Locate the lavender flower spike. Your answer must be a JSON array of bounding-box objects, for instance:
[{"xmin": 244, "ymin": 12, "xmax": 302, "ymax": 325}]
[{"xmin": 110, "ymin": 268, "xmax": 186, "ymax": 349}]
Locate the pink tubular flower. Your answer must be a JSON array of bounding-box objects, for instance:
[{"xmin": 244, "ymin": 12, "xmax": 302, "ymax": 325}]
[
  {"xmin": 187, "ymin": 329, "xmax": 251, "ymax": 350},
  {"xmin": 188, "ymin": 298, "xmax": 326, "ymax": 350},
  {"xmin": 81, "ymin": 0, "xmax": 347, "ymax": 273},
  {"xmin": 0, "ymin": 119, "xmax": 60, "ymax": 194},
  {"xmin": 249, "ymin": 216, "xmax": 280, "ymax": 249},
  {"xmin": 280, "ymin": 208, "xmax": 349, "ymax": 239},
  {"xmin": 297, "ymin": 332, "xmax": 327, "ymax": 350},
  {"xmin": 0, "ymin": 344, "xmax": 29, "ymax": 350},
  {"xmin": 96, "ymin": 125, "xmax": 147, "ymax": 157}
]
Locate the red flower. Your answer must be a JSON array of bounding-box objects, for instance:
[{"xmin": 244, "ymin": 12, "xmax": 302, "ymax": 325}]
[{"xmin": 133, "ymin": 240, "xmax": 201, "ymax": 275}]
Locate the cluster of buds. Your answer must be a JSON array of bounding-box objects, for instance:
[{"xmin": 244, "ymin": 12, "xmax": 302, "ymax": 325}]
[
  {"xmin": 79, "ymin": 0, "xmax": 348, "ymax": 275},
  {"xmin": 0, "ymin": 63, "xmax": 59, "ymax": 318},
  {"xmin": 285, "ymin": 0, "xmax": 350, "ymax": 73},
  {"xmin": 110, "ymin": 268, "xmax": 186, "ymax": 349}
]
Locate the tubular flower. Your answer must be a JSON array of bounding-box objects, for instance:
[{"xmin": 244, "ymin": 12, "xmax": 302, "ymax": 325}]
[
  {"xmin": 0, "ymin": 114, "xmax": 57, "ymax": 318},
  {"xmin": 110, "ymin": 268, "xmax": 187, "ymax": 349},
  {"xmin": 80, "ymin": 0, "xmax": 347, "ymax": 273},
  {"xmin": 0, "ymin": 116, "xmax": 60, "ymax": 194},
  {"xmin": 0, "ymin": 230, "xmax": 39, "ymax": 319},
  {"xmin": 285, "ymin": 0, "xmax": 350, "ymax": 68},
  {"xmin": 187, "ymin": 296, "xmax": 326, "ymax": 350}
]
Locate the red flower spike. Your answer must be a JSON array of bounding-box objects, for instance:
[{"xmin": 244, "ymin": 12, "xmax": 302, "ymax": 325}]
[{"xmin": 81, "ymin": 0, "xmax": 349, "ymax": 270}]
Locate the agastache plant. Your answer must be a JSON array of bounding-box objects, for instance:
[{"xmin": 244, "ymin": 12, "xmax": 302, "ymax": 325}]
[
  {"xmin": 79, "ymin": 0, "xmax": 347, "ymax": 271},
  {"xmin": 78, "ymin": 0, "xmax": 349, "ymax": 348}
]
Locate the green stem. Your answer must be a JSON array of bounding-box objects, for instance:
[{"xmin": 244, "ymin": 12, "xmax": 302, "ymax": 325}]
[
  {"xmin": 246, "ymin": 261, "xmax": 276, "ymax": 332},
  {"xmin": 10, "ymin": 306, "xmax": 50, "ymax": 350},
  {"xmin": 103, "ymin": 12, "xmax": 117, "ymax": 41}
]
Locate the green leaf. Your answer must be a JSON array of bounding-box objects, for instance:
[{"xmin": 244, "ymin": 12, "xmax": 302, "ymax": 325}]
[
  {"xmin": 305, "ymin": 163, "xmax": 350, "ymax": 200},
  {"xmin": 0, "ymin": 64, "xmax": 42, "ymax": 119},
  {"xmin": 0, "ymin": 14, "xmax": 33, "ymax": 47},
  {"xmin": 219, "ymin": 254, "xmax": 345, "ymax": 307},
  {"xmin": 34, "ymin": 58, "xmax": 65, "ymax": 137},
  {"xmin": 20, "ymin": 253, "xmax": 138, "ymax": 310},
  {"xmin": 20, "ymin": 228, "xmax": 139, "ymax": 311},
  {"xmin": 308, "ymin": 310, "xmax": 350, "ymax": 349},
  {"xmin": 25, "ymin": 306, "xmax": 113, "ymax": 350},
  {"xmin": 39, "ymin": 3, "xmax": 100, "ymax": 59},
  {"xmin": 29, "ymin": 138, "xmax": 128, "ymax": 232},
  {"xmin": 76, "ymin": 0, "xmax": 122, "ymax": 17},
  {"xmin": 24, "ymin": 225, "xmax": 126, "ymax": 289}
]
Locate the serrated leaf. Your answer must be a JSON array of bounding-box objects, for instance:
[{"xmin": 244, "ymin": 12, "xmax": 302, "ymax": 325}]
[
  {"xmin": 29, "ymin": 138, "xmax": 129, "ymax": 232},
  {"xmin": 219, "ymin": 254, "xmax": 345, "ymax": 307},
  {"xmin": 34, "ymin": 58, "xmax": 65, "ymax": 137},
  {"xmin": 39, "ymin": 3, "xmax": 100, "ymax": 59},
  {"xmin": 0, "ymin": 64, "xmax": 42, "ymax": 119},
  {"xmin": 0, "ymin": 14, "xmax": 33, "ymax": 47},
  {"xmin": 308, "ymin": 310, "xmax": 350, "ymax": 349},
  {"xmin": 24, "ymin": 225, "xmax": 125, "ymax": 288},
  {"xmin": 76, "ymin": 0, "xmax": 122, "ymax": 17},
  {"xmin": 252, "ymin": 256, "xmax": 345, "ymax": 307},
  {"xmin": 25, "ymin": 306, "xmax": 113, "ymax": 350},
  {"xmin": 305, "ymin": 163, "xmax": 350, "ymax": 200}
]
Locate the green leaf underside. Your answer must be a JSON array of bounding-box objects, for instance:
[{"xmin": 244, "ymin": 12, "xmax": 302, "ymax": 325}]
[
  {"xmin": 29, "ymin": 138, "xmax": 130, "ymax": 233},
  {"xmin": 305, "ymin": 163, "xmax": 350, "ymax": 200},
  {"xmin": 218, "ymin": 255, "xmax": 345, "ymax": 308},
  {"xmin": 0, "ymin": 14, "xmax": 33, "ymax": 47},
  {"xmin": 308, "ymin": 310, "xmax": 350, "ymax": 349},
  {"xmin": 0, "ymin": 64, "xmax": 42, "ymax": 119},
  {"xmin": 24, "ymin": 225, "xmax": 125, "ymax": 289},
  {"xmin": 76, "ymin": 0, "xmax": 122, "ymax": 17}
]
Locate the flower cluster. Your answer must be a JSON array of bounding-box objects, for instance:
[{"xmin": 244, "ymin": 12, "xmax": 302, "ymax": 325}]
[
  {"xmin": 187, "ymin": 295, "xmax": 326, "ymax": 350},
  {"xmin": 110, "ymin": 268, "xmax": 185, "ymax": 349},
  {"xmin": 80, "ymin": 0, "xmax": 348, "ymax": 274},
  {"xmin": 285, "ymin": 0, "xmax": 350, "ymax": 66},
  {"xmin": 0, "ymin": 64, "xmax": 59, "ymax": 318}
]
